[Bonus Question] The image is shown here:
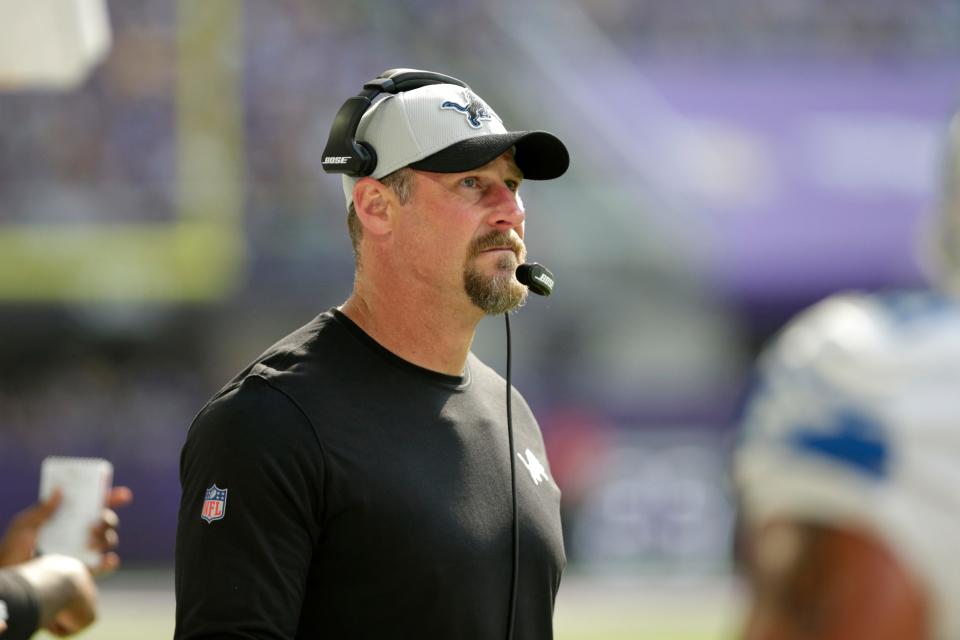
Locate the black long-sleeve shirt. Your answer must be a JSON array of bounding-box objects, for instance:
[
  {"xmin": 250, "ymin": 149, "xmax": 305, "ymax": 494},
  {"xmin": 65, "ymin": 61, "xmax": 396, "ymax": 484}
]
[{"xmin": 175, "ymin": 309, "xmax": 564, "ymax": 639}]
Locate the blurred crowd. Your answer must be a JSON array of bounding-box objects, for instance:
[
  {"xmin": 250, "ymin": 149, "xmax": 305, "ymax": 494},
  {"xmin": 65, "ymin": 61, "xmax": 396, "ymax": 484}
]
[{"xmin": 584, "ymin": 0, "xmax": 960, "ymax": 54}]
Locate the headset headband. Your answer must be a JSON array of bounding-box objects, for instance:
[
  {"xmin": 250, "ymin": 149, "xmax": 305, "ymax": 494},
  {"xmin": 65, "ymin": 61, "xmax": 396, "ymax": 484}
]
[{"xmin": 321, "ymin": 68, "xmax": 469, "ymax": 177}]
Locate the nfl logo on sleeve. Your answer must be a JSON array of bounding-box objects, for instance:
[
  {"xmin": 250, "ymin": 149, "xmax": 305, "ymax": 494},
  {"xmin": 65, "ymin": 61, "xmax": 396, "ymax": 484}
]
[{"xmin": 201, "ymin": 484, "xmax": 228, "ymax": 523}]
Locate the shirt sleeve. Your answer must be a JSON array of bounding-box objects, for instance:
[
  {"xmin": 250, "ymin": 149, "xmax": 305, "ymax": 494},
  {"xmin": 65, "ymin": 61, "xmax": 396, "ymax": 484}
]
[
  {"xmin": 0, "ymin": 569, "xmax": 40, "ymax": 640},
  {"xmin": 174, "ymin": 376, "xmax": 324, "ymax": 639}
]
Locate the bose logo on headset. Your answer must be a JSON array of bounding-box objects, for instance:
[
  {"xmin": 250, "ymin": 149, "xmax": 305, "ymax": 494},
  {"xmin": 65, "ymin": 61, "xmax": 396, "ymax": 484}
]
[
  {"xmin": 323, "ymin": 156, "xmax": 351, "ymax": 164},
  {"xmin": 533, "ymin": 273, "xmax": 554, "ymax": 289}
]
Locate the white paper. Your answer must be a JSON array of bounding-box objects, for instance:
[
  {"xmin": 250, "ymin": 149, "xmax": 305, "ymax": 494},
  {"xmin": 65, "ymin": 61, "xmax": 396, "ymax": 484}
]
[{"xmin": 37, "ymin": 456, "xmax": 113, "ymax": 567}]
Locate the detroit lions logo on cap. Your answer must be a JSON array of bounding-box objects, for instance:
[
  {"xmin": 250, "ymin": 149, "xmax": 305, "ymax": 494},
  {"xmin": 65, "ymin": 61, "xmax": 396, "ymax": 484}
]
[{"xmin": 440, "ymin": 89, "xmax": 494, "ymax": 129}]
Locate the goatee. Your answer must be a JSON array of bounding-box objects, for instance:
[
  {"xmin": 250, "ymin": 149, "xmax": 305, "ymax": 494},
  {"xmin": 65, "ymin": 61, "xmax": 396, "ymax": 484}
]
[{"xmin": 463, "ymin": 231, "xmax": 528, "ymax": 315}]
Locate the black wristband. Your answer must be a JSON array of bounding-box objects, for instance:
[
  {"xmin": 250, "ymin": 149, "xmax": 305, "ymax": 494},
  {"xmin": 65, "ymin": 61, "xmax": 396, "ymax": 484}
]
[{"xmin": 0, "ymin": 569, "xmax": 41, "ymax": 640}]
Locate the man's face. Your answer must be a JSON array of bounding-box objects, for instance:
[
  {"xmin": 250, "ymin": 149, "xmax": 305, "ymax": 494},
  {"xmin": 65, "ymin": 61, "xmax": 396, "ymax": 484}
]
[{"xmin": 398, "ymin": 152, "xmax": 529, "ymax": 314}]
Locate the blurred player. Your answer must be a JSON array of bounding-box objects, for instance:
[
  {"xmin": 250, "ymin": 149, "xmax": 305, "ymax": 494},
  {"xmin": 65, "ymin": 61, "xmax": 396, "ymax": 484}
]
[
  {"xmin": 733, "ymin": 111, "xmax": 960, "ymax": 639},
  {"xmin": 0, "ymin": 487, "xmax": 132, "ymax": 638}
]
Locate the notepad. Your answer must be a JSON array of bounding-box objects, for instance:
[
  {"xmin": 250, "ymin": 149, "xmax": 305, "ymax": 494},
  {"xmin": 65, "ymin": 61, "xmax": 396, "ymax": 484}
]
[{"xmin": 37, "ymin": 456, "xmax": 113, "ymax": 567}]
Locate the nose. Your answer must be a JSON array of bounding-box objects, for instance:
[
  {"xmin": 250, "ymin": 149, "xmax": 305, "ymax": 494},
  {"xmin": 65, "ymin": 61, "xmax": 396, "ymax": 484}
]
[{"xmin": 487, "ymin": 184, "xmax": 525, "ymax": 233}]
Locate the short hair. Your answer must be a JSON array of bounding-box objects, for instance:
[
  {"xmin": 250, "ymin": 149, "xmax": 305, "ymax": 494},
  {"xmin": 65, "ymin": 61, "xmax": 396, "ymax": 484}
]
[{"xmin": 347, "ymin": 167, "xmax": 414, "ymax": 265}]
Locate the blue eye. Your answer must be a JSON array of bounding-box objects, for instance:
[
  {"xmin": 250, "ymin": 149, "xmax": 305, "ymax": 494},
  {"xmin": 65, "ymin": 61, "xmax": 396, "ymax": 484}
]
[{"xmin": 462, "ymin": 177, "xmax": 479, "ymax": 188}]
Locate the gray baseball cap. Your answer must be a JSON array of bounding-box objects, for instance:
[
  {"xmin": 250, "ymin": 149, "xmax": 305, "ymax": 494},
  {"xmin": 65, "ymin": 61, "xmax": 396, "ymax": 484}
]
[{"xmin": 342, "ymin": 83, "xmax": 569, "ymax": 207}]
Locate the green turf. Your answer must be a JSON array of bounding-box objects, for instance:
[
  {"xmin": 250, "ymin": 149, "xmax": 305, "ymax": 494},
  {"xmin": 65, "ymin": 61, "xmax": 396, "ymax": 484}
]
[{"xmin": 37, "ymin": 569, "xmax": 742, "ymax": 640}]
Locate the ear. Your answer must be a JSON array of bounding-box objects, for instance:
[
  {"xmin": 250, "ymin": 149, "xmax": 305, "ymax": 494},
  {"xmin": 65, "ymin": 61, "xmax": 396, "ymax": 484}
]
[{"xmin": 352, "ymin": 177, "xmax": 396, "ymax": 238}]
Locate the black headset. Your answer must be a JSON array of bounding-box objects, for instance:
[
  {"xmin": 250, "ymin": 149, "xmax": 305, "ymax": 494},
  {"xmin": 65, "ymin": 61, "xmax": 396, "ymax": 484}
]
[{"xmin": 320, "ymin": 68, "xmax": 469, "ymax": 177}]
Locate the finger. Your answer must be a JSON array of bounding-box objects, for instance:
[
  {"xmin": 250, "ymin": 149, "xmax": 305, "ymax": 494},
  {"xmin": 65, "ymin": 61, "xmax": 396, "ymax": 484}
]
[
  {"xmin": 91, "ymin": 551, "xmax": 120, "ymax": 576},
  {"xmin": 46, "ymin": 611, "xmax": 89, "ymax": 637},
  {"xmin": 88, "ymin": 525, "xmax": 119, "ymax": 552},
  {"xmin": 106, "ymin": 486, "xmax": 134, "ymax": 509},
  {"xmin": 88, "ymin": 506, "xmax": 120, "ymax": 548},
  {"xmin": 13, "ymin": 488, "xmax": 63, "ymax": 528},
  {"xmin": 47, "ymin": 606, "xmax": 96, "ymax": 637},
  {"xmin": 99, "ymin": 508, "xmax": 120, "ymax": 532}
]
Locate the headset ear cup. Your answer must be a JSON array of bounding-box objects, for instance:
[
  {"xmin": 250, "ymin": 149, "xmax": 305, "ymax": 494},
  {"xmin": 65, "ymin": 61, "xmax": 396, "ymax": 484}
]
[
  {"xmin": 353, "ymin": 141, "xmax": 378, "ymax": 177},
  {"xmin": 322, "ymin": 69, "xmax": 469, "ymax": 177}
]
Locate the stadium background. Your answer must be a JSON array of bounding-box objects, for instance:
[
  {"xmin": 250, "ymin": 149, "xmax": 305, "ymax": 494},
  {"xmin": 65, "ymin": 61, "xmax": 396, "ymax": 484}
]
[{"xmin": 2, "ymin": 1, "xmax": 960, "ymax": 638}]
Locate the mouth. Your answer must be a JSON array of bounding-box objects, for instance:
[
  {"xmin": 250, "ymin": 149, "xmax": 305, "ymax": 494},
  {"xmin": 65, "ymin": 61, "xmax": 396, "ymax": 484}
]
[{"xmin": 478, "ymin": 247, "xmax": 521, "ymax": 263}]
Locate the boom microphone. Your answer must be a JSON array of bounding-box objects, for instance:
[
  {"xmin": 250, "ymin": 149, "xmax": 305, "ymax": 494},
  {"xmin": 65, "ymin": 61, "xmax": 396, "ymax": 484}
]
[{"xmin": 515, "ymin": 262, "xmax": 555, "ymax": 297}]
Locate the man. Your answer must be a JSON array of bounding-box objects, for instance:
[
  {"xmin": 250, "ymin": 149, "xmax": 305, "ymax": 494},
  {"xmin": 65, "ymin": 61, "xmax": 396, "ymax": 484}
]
[
  {"xmin": 733, "ymin": 111, "xmax": 960, "ymax": 639},
  {"xmin": 0, "ymin": 486, "xmax": 132, "ymax": 638},
  {"xmin": 175, "ymin": 71, "xmax": 569, "ymax": 639}
]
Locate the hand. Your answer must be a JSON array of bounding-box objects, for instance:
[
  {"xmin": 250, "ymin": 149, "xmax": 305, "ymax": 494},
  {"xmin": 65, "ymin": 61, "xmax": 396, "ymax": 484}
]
[
  {"xmin": 44, "ymin": 558, "xmax": 98, "ymax": 637},
  {"xmin": 0, "ymin": 486, "xmax": 134, "ymax": 571},
  {"xmin": 14, "ymin": 554, "xmax": 97, "ymax": 637}
]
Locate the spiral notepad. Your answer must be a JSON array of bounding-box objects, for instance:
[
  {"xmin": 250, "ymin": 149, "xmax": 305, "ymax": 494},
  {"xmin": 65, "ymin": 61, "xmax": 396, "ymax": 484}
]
[{"xmin": 37, "ymin": 456, "xmax": 113, "ymax": 567}]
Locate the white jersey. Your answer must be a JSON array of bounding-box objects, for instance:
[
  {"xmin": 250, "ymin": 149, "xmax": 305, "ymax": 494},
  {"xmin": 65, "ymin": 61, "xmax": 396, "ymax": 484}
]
[{"xmin": 734, "ymin": 289, "xmax": 960, "ymax": 640}]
